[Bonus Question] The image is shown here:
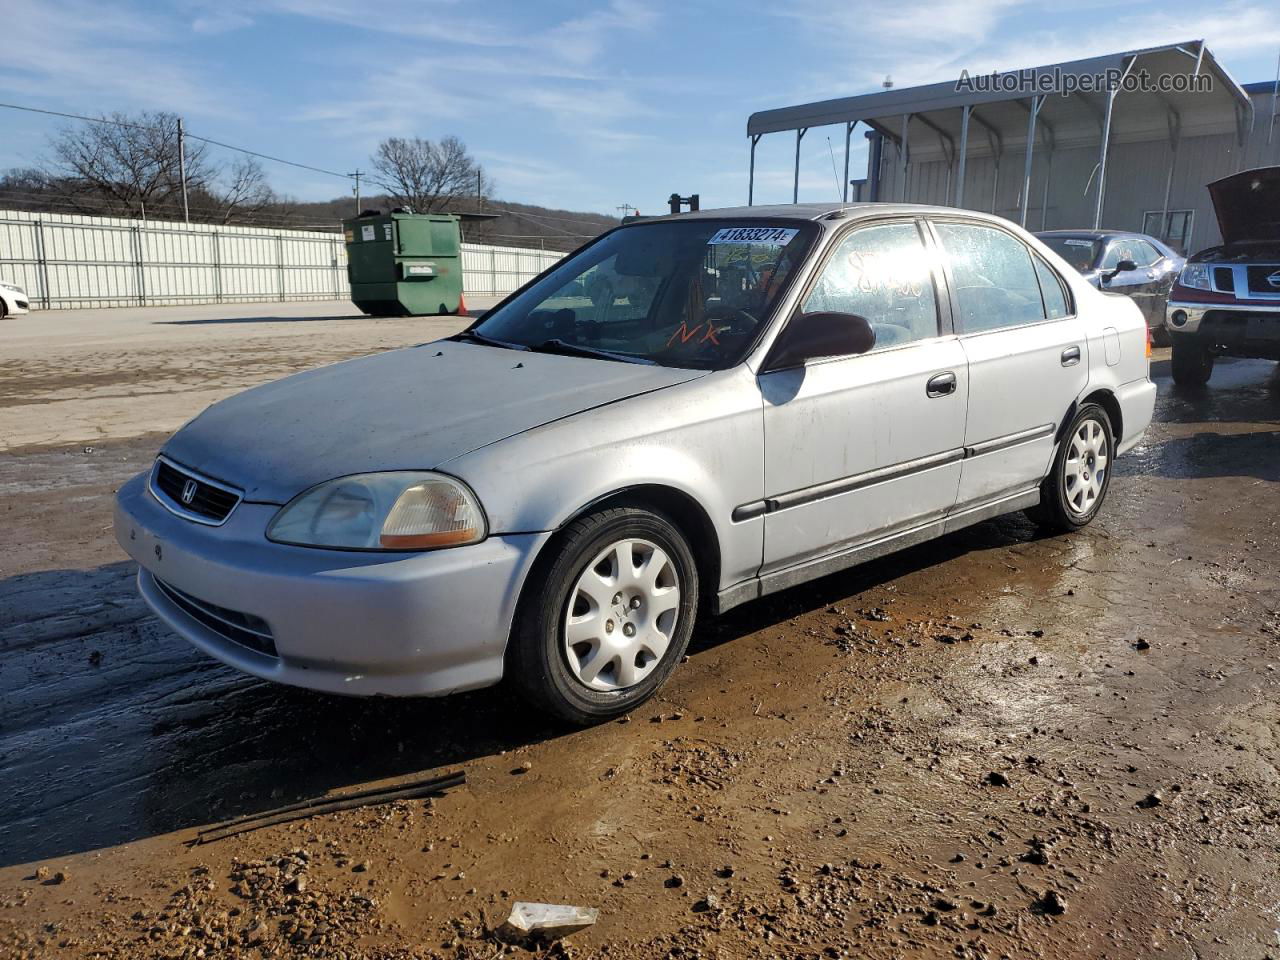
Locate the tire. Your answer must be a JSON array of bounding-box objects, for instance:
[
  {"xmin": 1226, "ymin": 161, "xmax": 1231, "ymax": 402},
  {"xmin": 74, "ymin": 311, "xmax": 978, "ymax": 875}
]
[
  {"xmin": 1171, "ymin": 336, "xmax": 1213, "ymax": 386},
  {"xmin": 1027, "ymin": 403, "xmax": 1115, "ymax": 534},
  {"xmin": 508, "ymin": 506, "xmax": 699, "ymax": 725},
  {"xmin": 1151, "ymin": 325, "xmax": 1170, "ymax": 348}
]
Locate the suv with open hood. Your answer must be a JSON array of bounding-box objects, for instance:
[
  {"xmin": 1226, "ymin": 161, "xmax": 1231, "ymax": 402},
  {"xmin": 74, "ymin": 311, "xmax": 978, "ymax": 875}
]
[{"xmin": 1165, "ymin": 167, "xmax": 1280, "ymax": 385}]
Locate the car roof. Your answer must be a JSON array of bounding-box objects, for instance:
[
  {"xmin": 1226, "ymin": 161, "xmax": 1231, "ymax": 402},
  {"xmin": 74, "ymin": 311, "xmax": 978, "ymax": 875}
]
[
  {"xmin": 637, "ymin": 202, "xmax": 1020, "ymax": 226},
  {"xmin": 1036, "ymin": 229, "xmax": 1131, "ymax": 239}
]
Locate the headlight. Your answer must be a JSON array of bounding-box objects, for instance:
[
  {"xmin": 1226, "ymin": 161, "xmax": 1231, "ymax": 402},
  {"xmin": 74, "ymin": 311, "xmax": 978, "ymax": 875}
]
[
  {"xmin": 0, "ymin": 282, "xmax": 23, "ymax": 294},
  {"xmin": 1178, "ymin": 263, "xmax": 1210, "ymax": 291},
  {"xmin": 267, "ymin": 472, "xmax": 486, "ymax": 551}
]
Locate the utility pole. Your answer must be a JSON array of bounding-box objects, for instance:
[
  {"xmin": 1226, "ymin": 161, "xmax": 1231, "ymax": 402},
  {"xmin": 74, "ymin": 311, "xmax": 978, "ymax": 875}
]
[
  {"xmin": 615, "ymin": 203, "xmax": 636, "ymax": 219},
  {"xmin": 348, "ymin": 170, "xmax": 363, "ymax": 216},
  {"xmin": 477, "ymin": 170, "xmax": 483, "ymax": 210},
  {"xmin": 177, "ymin": 116, "xmax": 190, "ymax": 223}
]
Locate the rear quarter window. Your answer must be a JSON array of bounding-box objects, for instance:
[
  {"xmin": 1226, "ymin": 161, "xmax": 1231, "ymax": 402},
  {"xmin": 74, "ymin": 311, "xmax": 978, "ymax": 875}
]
[{"xmin": 1032, "ymin": 256, "xmax": 1071, "ymax": 319}]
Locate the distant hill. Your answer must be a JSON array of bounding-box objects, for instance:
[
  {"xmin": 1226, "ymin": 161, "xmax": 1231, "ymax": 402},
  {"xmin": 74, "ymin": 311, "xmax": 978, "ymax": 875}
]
[
  {"xmin": 288, "ymin": 194, "xmax": 620, "ymax": 252},
  {"xmin": 0, "ymin": 172, "xmax": 620, "ymax": 253}
]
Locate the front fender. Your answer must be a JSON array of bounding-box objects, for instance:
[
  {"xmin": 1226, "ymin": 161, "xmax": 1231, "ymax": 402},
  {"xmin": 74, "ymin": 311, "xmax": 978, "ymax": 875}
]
[{"xmin": 442, "ymin": 367, "xmax": 766, "ymax": 591}]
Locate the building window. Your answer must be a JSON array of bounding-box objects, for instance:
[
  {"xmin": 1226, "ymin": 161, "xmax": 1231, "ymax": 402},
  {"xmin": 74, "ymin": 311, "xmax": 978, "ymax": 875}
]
[{"xmin": 1142, "ymin": 210, "xmax": 1194, "ymax": 253}]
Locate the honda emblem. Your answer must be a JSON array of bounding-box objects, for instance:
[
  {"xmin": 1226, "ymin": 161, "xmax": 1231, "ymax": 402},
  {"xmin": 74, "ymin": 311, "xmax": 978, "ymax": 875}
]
[{"xmin": 181, "ymin": 479, "xmax": 198, "ymax": 505}]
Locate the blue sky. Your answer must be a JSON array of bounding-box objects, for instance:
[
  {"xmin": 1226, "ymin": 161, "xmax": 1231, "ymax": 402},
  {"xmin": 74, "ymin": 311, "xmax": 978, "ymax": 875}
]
[{"xmin": 2, "ymin": 0, "xmax": 1279, "ymax": 218}]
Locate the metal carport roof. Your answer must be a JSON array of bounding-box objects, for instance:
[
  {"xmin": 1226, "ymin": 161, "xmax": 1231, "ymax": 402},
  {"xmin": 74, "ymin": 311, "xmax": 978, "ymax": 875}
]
[{"xmin": 745, "ymin": 41, "xmax": 1253, "ymax": 229}]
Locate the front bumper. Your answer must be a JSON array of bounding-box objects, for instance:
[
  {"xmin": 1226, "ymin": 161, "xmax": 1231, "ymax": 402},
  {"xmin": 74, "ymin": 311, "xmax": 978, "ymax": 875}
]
[
  {"xmin": 114, "ymin": 472, "xmax": 551, "ymax": 697},
  {"xmin": 2, "ymin": 292, "xmax": 28, "ymax": 315},
  {"xmin": 1166, "ymin": 300, "xmax": 1280, "ymax": 339}
]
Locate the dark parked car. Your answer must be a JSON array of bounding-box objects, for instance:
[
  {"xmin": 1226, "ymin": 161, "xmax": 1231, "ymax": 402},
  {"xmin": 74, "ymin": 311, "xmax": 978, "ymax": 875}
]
[
  {"xmin": 1036, "ymin": 230, "xmax": 1184, "ymax": 342},
  {"xmin": 1165, "ymin": 166, "xmax": 1280, "ymax": 386}
]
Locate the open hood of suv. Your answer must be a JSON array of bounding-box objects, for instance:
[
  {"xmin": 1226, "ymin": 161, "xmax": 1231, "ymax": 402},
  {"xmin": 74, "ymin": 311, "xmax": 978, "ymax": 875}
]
[{"xmin": 1208, "ymin": 167, "xmax": 1280, "ymax": 245}]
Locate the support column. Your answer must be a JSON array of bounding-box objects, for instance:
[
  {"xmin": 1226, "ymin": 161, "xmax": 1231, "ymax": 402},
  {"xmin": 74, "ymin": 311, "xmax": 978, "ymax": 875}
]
[
  {"xmin": 1020, "ymin": 96, "xmax": 1042, "ymax": 227},
  {"xmin": 1094, "ymin": 88, "xmax": 1116, "ymax": 229},
  {"xmin": 842, "ymin": 122, "xmax": 855, "ymax": 203},
  {"xmin": 748, "ymin": 134, "xmax": 761, "ymax": 206},
  {"xmin": 899, "ymin": 114, "xmax": 911, "ymax": 202},
  {"xmin": 1040, "ymin": 152, "xmax": 1053, "ymax": 230},
  {"xmin": 793, "ymin": 128, "xmax": 807, "ymax": 203},
  {"xmin": 955, "ymin": 105, "xmax": 970, "ymax": 208},
  {"xmin": 1160, "ymin": 112, "xmax": 1181, "ymax": 243}
]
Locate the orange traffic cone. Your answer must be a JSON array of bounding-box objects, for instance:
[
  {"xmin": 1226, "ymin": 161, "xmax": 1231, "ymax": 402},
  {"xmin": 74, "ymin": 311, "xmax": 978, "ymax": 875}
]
[{"xmin": 458, "ymin": 293, "xmax": 467, "ymax": 316}]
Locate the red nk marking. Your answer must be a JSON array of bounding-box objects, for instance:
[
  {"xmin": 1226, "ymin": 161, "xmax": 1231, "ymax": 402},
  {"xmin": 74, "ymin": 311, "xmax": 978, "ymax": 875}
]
[
  {"xmin": 666, "ymin": 322, "xmax": 726, "ymax": 348},
  {"xmin": 667, "ymin": 322, "xmax": 702, "ymax": 347}
]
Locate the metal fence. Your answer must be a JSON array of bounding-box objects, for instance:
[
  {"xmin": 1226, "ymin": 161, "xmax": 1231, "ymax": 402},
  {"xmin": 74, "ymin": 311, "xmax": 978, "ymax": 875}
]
[{"xmin": 0, "ymin": 210, "xmax": 565, "ymax": 310}]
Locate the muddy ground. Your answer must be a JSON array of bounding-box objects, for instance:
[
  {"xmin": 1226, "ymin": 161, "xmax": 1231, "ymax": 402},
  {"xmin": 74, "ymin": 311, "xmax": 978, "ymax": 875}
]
[{"xmin": 1, "ymin": 305, "xmax": 1279, "ymax": 959}]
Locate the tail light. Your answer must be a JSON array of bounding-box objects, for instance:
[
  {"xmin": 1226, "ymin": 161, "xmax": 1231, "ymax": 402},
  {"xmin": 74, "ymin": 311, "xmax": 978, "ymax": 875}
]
[{"xmin": 1145, "ymin": 325, "xmax": 1152, "ymax": 358}]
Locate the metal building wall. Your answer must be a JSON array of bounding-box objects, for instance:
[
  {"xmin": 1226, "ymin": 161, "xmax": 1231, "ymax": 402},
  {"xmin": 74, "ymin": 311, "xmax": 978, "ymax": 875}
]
[
  {"xmin": 0, "ymin": 210, "xmax": 565, "ymax": 310},
  {"xmin": 873, "ymin": 90, "xmax": 1280, "ymax": 253}
]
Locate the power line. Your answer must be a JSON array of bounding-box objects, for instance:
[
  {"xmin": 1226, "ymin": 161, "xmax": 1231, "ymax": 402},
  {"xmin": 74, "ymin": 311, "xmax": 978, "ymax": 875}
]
[
  {"xmin": 185, "ymin": 134, "xmax": 352, "ymax": 180},
  {"xmin": 0, "ymin": 101, "xmax": 354, "ymax": 181},
  {"xmin": 0, "ymin": 101, "xmax": 154, "ymax": 131}
]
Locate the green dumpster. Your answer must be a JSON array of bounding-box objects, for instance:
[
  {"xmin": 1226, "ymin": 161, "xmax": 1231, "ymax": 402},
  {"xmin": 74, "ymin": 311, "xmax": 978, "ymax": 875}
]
[{"xmin": 343, "ymin": 211, "xmax": 464, "ymax": 317}]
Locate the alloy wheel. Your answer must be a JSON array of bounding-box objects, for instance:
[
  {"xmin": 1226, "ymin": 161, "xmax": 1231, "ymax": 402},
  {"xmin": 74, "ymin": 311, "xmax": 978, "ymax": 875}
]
[
  {"xmin": 1063, "ymin": 418, "xmax": 1109, "ymax": 515},
  {"xmin": 563, "ymin": 538, "xmax": 681, "ymax": 691}
]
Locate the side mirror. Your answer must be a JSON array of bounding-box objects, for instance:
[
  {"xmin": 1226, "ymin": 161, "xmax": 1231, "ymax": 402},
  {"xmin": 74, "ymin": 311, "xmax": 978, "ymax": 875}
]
[
  {"xmin": 764, "ymin": 312, "xmax": 876, "ymax": 370},
  {"xmin": 1102, "ymin": 259, "xmax": 1137, "ymax": 284}
]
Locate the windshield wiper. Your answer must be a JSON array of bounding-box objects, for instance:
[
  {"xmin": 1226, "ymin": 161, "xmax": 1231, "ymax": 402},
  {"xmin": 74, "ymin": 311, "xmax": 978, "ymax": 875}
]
[
  {"xmin": 451, "ymin": 330, "xmax": 527, "ymax": 351},
  {"xmin": 529, "ymin": 339, "xmax": 654, "ymax": 365}
]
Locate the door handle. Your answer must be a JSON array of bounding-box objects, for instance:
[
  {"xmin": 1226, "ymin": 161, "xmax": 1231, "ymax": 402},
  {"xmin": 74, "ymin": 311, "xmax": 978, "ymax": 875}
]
[
  {"xmin": 926, "ymin": 372, "xmax": 957, "ymax": 398},
  {"xmin": 1061, "ymin": 346, "xmax": 1081, "ymax": 367}
]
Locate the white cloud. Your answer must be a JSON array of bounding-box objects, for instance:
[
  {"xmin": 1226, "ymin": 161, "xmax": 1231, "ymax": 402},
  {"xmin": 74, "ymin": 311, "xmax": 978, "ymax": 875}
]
[{"xmin": 0, "ymin": 0, "xmax": 231, "ymax": 117}]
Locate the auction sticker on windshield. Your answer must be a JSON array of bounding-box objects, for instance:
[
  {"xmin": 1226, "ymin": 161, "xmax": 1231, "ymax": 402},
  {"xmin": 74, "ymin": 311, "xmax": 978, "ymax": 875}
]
[{"xmin": 708, "ymin": 227, "xmax": 799, "ymax": 245}]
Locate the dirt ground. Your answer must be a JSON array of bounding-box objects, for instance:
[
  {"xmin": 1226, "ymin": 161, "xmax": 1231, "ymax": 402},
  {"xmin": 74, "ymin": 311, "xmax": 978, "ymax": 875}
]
[{"xmin": 1, "ymin": 304, "xmax": 1279, "ymax": 959}]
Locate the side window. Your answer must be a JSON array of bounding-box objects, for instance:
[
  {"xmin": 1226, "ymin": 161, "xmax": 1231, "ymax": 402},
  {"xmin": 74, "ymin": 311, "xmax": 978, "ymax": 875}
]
[
  {"xmin": 1131, "ymin": 240, "xmax": 1161, "ymax": 267},
  {"xmin": 1033, "ymin": 255, "xmax": 1070, "ymax": 319},
  {"xmin": 933, "ymin": 222, "xmax": 1046, "ymax": 332},
  {"xmin": 1100, "ymin": 241, "xmax": 1136, "ymax": 270},
  {"xmin": 801, "ymin": 222, "xmax": 938, "ymax": 351}
]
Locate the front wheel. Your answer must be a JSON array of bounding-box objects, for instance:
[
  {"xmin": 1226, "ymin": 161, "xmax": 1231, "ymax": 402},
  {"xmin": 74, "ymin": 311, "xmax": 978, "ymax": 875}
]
[
  {"xmin": 508, "ymin": 506, "xmax": 699, "ymax": 724},
  {"xmin": 1171, "ymin": 336, "xmax": 1213, "ymax": 386},
  {"xmin": 1028, "ymin": 403, "xmax": 1114, "ymax": 534}
]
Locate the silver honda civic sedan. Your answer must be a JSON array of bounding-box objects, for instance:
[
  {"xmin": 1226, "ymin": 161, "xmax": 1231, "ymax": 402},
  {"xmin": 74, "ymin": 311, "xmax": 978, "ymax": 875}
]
[{"xmin": 115, "ymin": 203, "xmax": 1156, "ymax": 723}]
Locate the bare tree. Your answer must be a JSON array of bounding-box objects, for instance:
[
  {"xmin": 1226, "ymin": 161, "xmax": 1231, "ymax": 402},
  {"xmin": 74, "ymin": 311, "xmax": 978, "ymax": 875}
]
[
  {"xmin": 206, "ymin": 156, "xmax": 278, "ymax": 224},
  {"xmin": 45, "ymin": 111, "xmax": 212, "ymax": 219},
  {"xmin": 369, "ymin": 135, "xmax": 489, "ymax": 214}
]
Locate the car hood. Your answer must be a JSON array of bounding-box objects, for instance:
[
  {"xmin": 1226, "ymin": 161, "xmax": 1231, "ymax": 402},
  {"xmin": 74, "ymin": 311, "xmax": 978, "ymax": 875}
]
[
  {"xmin": 162, "ymin": 341, "xmax": 704, "ymax": 503},
  {"xmin": 1208, "ymin": 166, "xmax": 1280, "ymax": 246}
]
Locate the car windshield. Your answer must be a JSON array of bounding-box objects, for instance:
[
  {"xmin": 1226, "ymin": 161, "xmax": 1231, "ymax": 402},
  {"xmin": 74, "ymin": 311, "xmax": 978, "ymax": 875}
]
[
  {"xmin": 1039, "ymin": 236, "xmax": 1102, "ymax": 273},
  {"xmin": 468, "ymin": 220, "xmax": 816, "ymax": 369}
]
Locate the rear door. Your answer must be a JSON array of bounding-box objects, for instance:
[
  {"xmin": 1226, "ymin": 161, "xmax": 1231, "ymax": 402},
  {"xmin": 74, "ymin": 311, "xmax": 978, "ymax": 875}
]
[
  {"xmin": 929, "ymin": 219, "xmax": 1087, "ymax": 509},
  {"xmin": 758, "ymin": 219, "xmax": 968, "ymax": 573}
]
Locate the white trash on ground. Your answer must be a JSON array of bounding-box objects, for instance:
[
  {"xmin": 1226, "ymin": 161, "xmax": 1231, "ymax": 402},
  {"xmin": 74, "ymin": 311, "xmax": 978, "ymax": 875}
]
[{"xmin": 498, "ymin": 902, "xmax": 599, "ymax": 941}]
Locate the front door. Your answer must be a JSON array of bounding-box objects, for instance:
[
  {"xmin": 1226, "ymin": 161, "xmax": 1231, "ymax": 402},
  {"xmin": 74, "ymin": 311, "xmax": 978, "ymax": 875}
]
[
  {"xmin": 929, "ymin": 219, "xmax": 1089, "ymax": 508},
  {"xmin": 759, "ymin": 220, "xmax": 968, "ymax": 574},
  {"xmin": 1100, "ymin": 237, "xmax": 1160, "ymax": 326}
]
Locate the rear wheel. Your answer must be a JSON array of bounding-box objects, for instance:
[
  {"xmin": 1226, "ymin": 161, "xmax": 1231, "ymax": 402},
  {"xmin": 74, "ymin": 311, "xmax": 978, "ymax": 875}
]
[
  {"xmin": 1171, "ymin": 336, "xmax": 1213, "ymax": 386},
  {"xmin": 508, "ymin": 506, "xmax": 699, "ymax": 724},
  {"xmin": 1028, "ymin": 403, "xmax": 1114, "ymax": 534}
]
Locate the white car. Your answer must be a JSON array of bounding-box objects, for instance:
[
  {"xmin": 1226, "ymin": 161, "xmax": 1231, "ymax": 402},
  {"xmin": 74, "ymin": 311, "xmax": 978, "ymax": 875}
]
[
  {"xmin": 115, "ymin": 203, "xmax": 1156, "ymax": 724},
  {"xmin": 0, "ymin": 280, "xmax": 29, "ymax": 318}
]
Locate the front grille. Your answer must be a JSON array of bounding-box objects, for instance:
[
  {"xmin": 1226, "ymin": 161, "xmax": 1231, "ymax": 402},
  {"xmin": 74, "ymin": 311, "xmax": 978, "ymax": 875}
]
[
  {"xmin": 1246, "ymin": 265, "xmax": 1280, "ymax": 296},
  {"xmin": 154, "ymin": 577, "xmax": 278, "ymax": 658},
  {"xmin": 151, "ymin": 458, "xmax": 241, "ymax": 524},
  {"xmin": 1213, "ymin": 267, "xmax": 1235, "ymax": 293}
]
